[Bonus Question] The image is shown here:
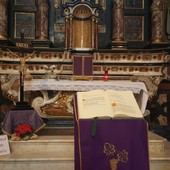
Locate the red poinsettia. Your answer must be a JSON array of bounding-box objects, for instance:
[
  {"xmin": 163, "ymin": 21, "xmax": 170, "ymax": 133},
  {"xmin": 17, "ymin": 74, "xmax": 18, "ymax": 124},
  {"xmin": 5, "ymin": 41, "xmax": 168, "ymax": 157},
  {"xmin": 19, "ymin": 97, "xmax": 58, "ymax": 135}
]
[{"xmin": 14, "ymin": 124, "xmax": 33, "ymax": 139}]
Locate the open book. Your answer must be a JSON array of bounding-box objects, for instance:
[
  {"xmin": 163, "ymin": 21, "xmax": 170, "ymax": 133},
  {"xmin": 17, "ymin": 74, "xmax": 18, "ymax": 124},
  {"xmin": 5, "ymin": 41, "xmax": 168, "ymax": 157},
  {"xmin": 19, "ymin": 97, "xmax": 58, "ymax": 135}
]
[{"xmin": 76, "ymin": 90, "xmax": 143, "ymax": 119}]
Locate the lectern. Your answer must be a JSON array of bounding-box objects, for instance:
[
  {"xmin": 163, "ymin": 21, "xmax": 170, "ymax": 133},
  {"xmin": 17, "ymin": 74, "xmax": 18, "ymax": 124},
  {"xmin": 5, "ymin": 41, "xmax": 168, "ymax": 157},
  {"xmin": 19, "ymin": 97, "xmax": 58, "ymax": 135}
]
[{"xmin": 74, "ymin": 97, "xmax": 150, "ymax": 170}]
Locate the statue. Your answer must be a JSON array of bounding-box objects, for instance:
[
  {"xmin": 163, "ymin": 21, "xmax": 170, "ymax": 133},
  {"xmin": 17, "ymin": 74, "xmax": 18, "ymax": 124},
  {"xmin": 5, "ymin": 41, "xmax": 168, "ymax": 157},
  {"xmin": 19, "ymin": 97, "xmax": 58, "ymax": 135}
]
[
  {"xmin": 8, "ymin": 49, "xmax": 35, "ymax": 83},
  {"xmin": 8, "ymin": 49, "xmax": 35, "ymax": 105}
]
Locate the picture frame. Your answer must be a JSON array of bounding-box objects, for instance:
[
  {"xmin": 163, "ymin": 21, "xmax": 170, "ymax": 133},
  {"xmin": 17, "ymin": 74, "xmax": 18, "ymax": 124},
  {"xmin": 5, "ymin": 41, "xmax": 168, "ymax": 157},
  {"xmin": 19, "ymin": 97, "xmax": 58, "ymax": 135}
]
[
  {"xmin": 15, "ymin": 0, "xmax": 35, "ymax": 6},
  {"xmin": 14, "ymin": 12, "xmax": 35, "ymax": 39},
  {"xmin": 125, "ymin": 0, "xmax": 144, "ymax": 9}
]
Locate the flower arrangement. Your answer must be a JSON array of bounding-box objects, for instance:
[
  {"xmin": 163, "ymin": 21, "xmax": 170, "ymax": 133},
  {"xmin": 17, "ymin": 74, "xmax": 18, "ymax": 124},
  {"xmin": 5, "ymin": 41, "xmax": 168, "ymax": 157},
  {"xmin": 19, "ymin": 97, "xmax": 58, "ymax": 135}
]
[{"xmin": 11, "ymin": 124, "xmax": 38, "ymax": 141}]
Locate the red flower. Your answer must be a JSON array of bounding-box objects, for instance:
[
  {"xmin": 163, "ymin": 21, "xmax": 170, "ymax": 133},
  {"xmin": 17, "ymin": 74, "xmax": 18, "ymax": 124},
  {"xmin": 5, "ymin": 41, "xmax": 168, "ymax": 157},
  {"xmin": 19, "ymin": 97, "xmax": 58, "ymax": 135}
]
[{"xmin": 14, "ymin": 124, "xmax": 33, "ymax": 139}]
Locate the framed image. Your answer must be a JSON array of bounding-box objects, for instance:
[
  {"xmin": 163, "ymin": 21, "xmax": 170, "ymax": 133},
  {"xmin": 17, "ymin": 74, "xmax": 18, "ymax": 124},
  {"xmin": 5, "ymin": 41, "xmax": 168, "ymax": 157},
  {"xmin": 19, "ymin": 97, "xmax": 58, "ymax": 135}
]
[
  {"xmin": 124, "ymin": 16, "xmax": 144, "ymax": 41},
  {"xmin": 15, "ymin": 0, "xmax": 35, "ymax": 6},
  {"xmin": 125, "ymin": 0, "xmax": 144, "ymax": 9},
  {"xmin": 15, "ymin": 12, "xmax": 35, "ymax": 39}
]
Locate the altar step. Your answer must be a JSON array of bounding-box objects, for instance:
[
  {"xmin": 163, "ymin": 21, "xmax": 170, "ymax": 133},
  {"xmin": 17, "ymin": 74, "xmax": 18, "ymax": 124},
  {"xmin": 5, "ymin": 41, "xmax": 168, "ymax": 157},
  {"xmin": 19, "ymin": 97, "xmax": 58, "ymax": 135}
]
[
  {"xmin": 0, "ymin": 134, "xmax": 74, "ymax": 170},
  {"xmin": 0, "ymin": 128, "xmax": 170, "ymax": 170}
]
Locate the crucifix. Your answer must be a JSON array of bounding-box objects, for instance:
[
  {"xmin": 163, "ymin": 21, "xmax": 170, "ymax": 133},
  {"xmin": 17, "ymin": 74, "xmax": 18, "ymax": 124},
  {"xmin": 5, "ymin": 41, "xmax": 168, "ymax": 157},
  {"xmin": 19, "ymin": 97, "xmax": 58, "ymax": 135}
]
[{"xmin": 8, "ymin": 32, "xmax": 35, "ymax": 105}]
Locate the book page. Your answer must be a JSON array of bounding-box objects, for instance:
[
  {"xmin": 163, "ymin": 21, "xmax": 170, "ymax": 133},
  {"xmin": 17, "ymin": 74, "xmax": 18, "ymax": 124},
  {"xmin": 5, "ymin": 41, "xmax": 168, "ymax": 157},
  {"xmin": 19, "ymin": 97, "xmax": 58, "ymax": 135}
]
[
  {"xmin": 77, "ymin": 90, "xmax": 112, "ymax": 118},
  {"xmin": 106, "ymin": 90, "xmax": 143, "ymax": 118}
]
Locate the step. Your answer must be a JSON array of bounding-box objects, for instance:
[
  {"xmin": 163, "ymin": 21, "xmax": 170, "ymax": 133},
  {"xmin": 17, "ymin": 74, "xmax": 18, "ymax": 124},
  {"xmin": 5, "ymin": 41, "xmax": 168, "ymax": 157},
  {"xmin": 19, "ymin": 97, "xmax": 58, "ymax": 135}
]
[
  {"xmin": 150, "ymin": 141, "xmax": 170, "ymax": 170},
  {"xmin": 0, "ymin": 130, "xmax": 74, "ymax": 170},
  {"xmin": 0, "ymin": 154, "xmax": 74, "ymax": 170},
  {"xmin": 8, "ymin": 128, "xmax": 167, "ymax": 153},
  {"xmin": 148, "ymin": 130, "xmax": 167, "ymax": 152},
  {"xmin": 0, "ymin": 128, "xmax": 169, "ymax": 170},
  {"xmin": 8, "ymin": 128, "xmax": 167, "ymax": 154},
  {"xmin": 9, "ymin": 135, "xmax": 74, "ymax": 155}
]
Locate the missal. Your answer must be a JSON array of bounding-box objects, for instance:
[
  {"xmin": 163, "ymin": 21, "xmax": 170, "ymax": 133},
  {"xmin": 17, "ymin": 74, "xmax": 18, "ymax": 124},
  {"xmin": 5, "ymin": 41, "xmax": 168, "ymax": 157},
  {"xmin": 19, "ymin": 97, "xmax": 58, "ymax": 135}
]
[{"xmin": 76, "ymin": 90, "xmax": 143, "ymax": 119}]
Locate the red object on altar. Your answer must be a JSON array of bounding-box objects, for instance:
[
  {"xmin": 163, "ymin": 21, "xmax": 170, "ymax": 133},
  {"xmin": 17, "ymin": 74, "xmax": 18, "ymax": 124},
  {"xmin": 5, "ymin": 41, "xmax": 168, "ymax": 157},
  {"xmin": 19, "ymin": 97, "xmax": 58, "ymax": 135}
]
[{"xmin": 104, "ymin": 68, "xmax": 109, "ymax": 81}]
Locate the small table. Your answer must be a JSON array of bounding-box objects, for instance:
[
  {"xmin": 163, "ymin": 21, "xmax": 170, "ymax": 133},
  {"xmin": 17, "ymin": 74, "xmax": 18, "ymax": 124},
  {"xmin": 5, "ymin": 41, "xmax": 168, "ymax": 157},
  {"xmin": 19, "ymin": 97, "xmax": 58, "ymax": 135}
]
[{"xmin": 2, "ymin": 109, "xmax": 46, "ymax": 136}]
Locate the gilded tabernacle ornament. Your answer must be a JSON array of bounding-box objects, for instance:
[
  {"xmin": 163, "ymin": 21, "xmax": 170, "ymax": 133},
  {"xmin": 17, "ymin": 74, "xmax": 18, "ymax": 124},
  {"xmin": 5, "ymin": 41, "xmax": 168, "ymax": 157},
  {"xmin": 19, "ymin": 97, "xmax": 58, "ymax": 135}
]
[{"xmin": 103, "ymin": 142, "xmax": 128, "ymax": 170}]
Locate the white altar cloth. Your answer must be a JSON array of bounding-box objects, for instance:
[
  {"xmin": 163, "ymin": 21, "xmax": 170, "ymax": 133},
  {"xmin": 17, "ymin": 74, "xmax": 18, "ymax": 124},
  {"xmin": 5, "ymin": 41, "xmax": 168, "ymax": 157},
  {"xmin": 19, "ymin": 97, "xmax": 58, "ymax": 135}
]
[{"xmin": 24, "ymin": 79, "xmax": 148, "ymax": 114}]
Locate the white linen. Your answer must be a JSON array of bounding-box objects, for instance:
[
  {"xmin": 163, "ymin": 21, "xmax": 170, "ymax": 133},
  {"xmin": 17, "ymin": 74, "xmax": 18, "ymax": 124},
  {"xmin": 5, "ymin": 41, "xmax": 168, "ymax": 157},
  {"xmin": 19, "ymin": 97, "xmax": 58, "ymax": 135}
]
[{"xmin": 24, "ymin": 79, "xmax": 148, "ymax": 114}]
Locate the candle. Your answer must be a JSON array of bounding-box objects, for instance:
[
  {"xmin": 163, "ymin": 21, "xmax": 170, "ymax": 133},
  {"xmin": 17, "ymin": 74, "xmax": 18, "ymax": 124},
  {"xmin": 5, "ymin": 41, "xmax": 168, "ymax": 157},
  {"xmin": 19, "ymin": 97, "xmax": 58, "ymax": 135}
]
[{"xmin": 104, "ymin": 68, "xmax": 109, "ymax": 81}]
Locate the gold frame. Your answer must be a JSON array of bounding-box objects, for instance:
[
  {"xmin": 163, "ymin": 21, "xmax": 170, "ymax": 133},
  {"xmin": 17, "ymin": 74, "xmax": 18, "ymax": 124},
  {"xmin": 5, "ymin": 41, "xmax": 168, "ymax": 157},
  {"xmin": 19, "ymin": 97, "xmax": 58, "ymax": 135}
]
[
  {"xmin": 124, "ymin": 0, "xmax": 144, "ymax": 9},
  {"xmin": 15, "ymin": 0, "xmax": 35, "ymax": 6},
  {"xmin": 124, "ymin": 16, "xmax": 144, "ymax": 41},
  {"xmin": 14, "ymin": 12, "xmax": 35, "ymax": 39}
]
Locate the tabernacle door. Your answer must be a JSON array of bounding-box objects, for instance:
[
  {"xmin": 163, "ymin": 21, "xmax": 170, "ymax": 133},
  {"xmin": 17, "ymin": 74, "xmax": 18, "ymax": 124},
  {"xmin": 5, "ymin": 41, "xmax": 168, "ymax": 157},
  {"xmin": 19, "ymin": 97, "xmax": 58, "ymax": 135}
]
[{"xmin": 72, "ymin": 53, "xmax": 93, "ymax": 80}]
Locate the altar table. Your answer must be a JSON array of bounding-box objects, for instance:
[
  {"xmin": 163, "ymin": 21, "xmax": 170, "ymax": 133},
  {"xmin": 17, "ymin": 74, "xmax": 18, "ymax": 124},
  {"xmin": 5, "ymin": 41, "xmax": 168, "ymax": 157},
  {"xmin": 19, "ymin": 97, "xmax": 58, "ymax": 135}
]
[
  {"xmin": 24, "ymin": 79, "xmax": 148, "ymax": 114},
  {"xmin": 2, "ymin": 110, "xmax": 46, "ymax": 136}
]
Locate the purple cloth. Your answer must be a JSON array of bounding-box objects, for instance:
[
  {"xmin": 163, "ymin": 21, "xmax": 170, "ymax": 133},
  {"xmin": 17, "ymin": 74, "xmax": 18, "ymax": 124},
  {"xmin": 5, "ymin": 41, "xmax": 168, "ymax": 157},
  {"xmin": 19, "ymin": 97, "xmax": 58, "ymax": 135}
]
[
  {"xmin": 2, "ymin": 110, "xmax": 45, "ymax": 135},
  {"xmin": 73, "ymin": 55, "xmax": 93, "ymax": 76},
  {"xmin": 74, "ymin": 117, "xmax": 150, "ymax": 170}
]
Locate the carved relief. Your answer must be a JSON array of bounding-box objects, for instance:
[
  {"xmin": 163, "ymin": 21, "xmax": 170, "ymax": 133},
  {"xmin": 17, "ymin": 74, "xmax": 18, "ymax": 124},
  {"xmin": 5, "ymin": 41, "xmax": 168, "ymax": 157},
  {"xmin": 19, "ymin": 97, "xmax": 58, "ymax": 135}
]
[
  {"xmin": 96, "ymin": 53, "xmax": 166, "ymax": 63},
  {"xmin": 0, "ymin": 50, "xmax": 167, "ymax": 78},
  {"xmin": 131, "ymin": 76, "xmax": 162, "ymax": 100},
  {"xmin": 0, "ymin": 75, "xmax": 20, "ymax": 102},
  {"xmin": 31, "ymin": 91, "xmax": 73, "ymax": 118},
  {"xmin": 73, "ymin": 5, "xmax": 91, "ymax": 18}
]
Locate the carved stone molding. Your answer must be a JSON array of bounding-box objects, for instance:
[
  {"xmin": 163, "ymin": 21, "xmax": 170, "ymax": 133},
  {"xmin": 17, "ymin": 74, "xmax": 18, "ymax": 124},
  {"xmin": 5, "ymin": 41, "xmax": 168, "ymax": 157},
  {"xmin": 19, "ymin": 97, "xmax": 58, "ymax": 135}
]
[
  {"xmin": 0, "ymin": 75, "xmax": 20, "ymax": 102},
  {"xmin": 131, "ymin": 75, "xmax": 162, "ymax": 100}
]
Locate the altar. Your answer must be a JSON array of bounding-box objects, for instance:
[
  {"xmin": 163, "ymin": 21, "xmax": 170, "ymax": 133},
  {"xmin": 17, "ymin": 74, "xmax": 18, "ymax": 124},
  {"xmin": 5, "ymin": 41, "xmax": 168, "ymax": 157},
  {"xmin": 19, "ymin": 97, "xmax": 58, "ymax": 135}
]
[{"xmin": 24, "ymin": 79, "xmax": 148, "ymax": 119}]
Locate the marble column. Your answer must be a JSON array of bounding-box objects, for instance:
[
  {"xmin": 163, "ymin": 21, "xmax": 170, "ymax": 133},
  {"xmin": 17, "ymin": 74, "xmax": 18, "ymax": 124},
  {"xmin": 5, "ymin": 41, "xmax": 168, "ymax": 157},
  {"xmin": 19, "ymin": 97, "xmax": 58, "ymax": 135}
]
[
  {"xmin": 36, "ymin": 0, "xmax": 49, "ymax": 40},
  {"xmin": 151, "ymin": 0, "xmax": 167, "ymax": 43},
  {"xmin": 0, "ymin": 0, "xmax": 8, "ymax": 40},
  {"xmin": 111, "ymin": 0, "xmax": 126, "ymax": 49}
]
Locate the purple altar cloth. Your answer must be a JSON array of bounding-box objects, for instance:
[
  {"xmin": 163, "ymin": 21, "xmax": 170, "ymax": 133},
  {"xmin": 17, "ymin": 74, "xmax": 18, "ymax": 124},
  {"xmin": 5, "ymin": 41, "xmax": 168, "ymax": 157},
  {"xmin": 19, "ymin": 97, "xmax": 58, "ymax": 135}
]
[
  {"xmin": 74, "ymin": 117, "xmax": 150, "ymax": 170},
  {"xmin": 2, "ymin": 110, "xmax": 46, "ymax": 136}
]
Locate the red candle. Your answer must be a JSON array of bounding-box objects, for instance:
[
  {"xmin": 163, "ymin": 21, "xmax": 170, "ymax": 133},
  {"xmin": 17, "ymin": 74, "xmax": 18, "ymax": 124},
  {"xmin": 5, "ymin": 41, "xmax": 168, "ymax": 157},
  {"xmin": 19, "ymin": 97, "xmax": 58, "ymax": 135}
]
[{"xmin": 104, "ymin": 68, "xmax": 109, "ymax": 81}]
